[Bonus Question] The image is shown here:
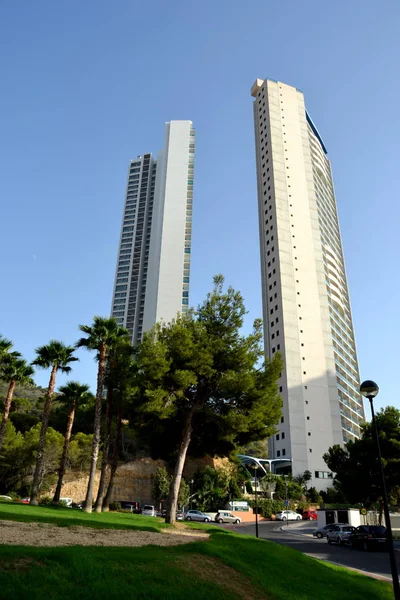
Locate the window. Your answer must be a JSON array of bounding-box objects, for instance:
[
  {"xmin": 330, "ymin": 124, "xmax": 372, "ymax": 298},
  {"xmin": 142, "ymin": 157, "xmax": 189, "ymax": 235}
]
[
  {"xmin": 279, "ymin": 386, "xmax": 282, "ymax": 392},
  {"xmin": 307, "ymin": 416, "xmax": 310, "ymax": 421},
  {"xmin": 276, "ymin": 434, "xmax": 280, "ymax": 440},
  {"xmin": 308, "ymin": 432, "xmax": 311, "ymax": 436},
  {"xmin": 282, "ymin": 449, "xmax": 286, "ymax": 456},
  {"xmin": 277, "ymin": 450, "xmax": 281, "ymax": 457},
  {"xmin": 281, "ymin": 416, "xmax": 284, "ymax": 423},
  {"xmin": 309, "ymin": 449, "xmax": 312, "ymax": 453},
  {"xmin": 315, "ymin": 471, "xmax": 333, "ymax": 479},
  {"xmin": 282, "ymin": 432, "xmax": 285, "ymax": 439}
]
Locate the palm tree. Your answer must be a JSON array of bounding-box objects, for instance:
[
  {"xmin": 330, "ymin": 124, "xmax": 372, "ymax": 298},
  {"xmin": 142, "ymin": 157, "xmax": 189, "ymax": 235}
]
[
  {"xmin": 30, "ymin": 341, "xmax": 78, "ymax": 505},
  {"xmin": 94, "ymin": 338, "xmax": 133, "ymax": 512},
  {"xmin": 0, "ymin": 355, "xmax": 35, "ymax": 451},
  {"xmin": 52, "ymin": 381, "xmax": 92, "ymax": 504},
  {"xmin": 76, "ymin": 317, "xmax": 128, "ymax": 513},
  {"xmin": 0, "ymin": 335, "xmax": 13, "ymax": 358}
]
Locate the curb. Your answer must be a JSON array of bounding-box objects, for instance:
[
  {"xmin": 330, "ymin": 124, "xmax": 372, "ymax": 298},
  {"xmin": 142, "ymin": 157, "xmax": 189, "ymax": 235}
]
[{"xmin": 278, "ymin": 524, "xmax": 314, "ymax": 537}]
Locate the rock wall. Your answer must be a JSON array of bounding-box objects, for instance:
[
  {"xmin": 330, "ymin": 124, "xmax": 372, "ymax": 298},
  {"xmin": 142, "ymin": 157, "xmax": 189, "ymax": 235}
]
[
  {"xmin": 55, "ymin": 471, "xmax": 104, "ymax": 503},
  {"xmin": 55, "ymin": 456, "xmax": 233, "ymax": 506}
]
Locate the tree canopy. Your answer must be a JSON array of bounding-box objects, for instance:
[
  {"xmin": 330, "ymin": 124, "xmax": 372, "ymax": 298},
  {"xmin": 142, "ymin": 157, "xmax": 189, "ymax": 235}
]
[
  {"xmin": 323, "ymin": 406, "xmax": 400, "ymax": 507},
  {"xmin": 132, "ymin": 275, "xmax": 283, "ymax": 523}
]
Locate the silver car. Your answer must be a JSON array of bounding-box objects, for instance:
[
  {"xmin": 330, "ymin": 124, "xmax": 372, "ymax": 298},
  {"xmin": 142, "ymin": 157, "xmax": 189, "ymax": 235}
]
[
  {"xmin": 185, "ymin": 510, "xmax": 211, "ymax": 522},
  {"xmin": 215, "ymin": 511, "xmax": 241, "ymax": 524},
  {"xmin": 141, "ymin": 504, "xmax": 156, "ymax": 516},
  {"xmin": 313, "ymin": 523, "xmax": 347, "ymax": 539},
  {"xmin": 327, "ymin": 524, "xmax": 355, "ymax": 546}
]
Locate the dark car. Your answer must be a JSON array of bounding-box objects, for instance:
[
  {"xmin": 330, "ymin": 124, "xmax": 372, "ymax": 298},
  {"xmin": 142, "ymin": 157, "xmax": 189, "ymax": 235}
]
[
  {"xmin": 348, "ymin": 525, "xmax": 387, "ymax": 551},
  {"xmin": 118, "ymin": 501, "xmax": 140, "ymax": 513}
]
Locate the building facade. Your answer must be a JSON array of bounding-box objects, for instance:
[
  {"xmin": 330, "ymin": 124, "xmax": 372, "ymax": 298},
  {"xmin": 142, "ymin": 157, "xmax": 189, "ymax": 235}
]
[
  {"xmin": 251, "ymin": 78, "xmax": 364, "ymax": 489},
  {"xmin": 111, "ymin": 120, "xmax": 194, "ymax": 344}
]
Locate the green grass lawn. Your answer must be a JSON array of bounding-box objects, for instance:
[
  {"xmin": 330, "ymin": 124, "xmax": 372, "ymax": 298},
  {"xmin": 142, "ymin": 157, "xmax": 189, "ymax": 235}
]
[
  {"xmin": 0, "ymin": 503, "xmax": 393, "ymax": 600},
  {"xmin": 0, "ymin": 502, "xmax": 167, "ymax": 532}
]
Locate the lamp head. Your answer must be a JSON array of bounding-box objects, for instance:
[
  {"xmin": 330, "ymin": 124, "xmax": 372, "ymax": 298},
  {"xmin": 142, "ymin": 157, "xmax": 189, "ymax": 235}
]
[{"xmin": 360, "ymin": 380, "xmax": 379, "ymax": 399}]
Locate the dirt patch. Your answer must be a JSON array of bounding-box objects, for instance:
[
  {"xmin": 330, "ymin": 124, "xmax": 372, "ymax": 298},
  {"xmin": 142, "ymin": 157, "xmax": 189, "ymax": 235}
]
[
  {"xmin": 178, "ymin": 554, "xmax": 268, "ymax": 600},
  {"xmin": 0, "ymin": 557, "xmax": 42, "ymax": 571},
  {"xmin": 0, "ymin": 520, "xmax": 208, "ymax": 548}
]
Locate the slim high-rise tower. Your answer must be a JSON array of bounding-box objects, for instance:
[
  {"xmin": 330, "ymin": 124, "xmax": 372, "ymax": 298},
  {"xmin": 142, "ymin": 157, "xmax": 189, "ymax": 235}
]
[
  {"xmin": 251, "ymin": 79, "xmax": 364, "ymax": 489},
  {"xmin": 112, "ymin": 120, "xmax": 195, "ymax": 343}
]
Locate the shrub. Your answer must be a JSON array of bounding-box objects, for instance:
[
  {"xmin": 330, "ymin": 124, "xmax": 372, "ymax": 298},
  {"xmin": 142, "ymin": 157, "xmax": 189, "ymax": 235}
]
[
  {"xmin": 109, "ymin": 501, "xmax": 121, "ymax": 511},
  {"xmin": 39, "ymin": 496, "xmax": 53, "ymax": 505},
  {"xmin": 117, "ymin": 508, "xmax": 132, "ymax": 514}
]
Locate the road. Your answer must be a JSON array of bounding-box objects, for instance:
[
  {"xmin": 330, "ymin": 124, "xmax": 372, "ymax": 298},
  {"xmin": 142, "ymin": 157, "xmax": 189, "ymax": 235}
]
[{"xmin": 227, "ymin": 520, "xmax": 400, "ymax": 581}]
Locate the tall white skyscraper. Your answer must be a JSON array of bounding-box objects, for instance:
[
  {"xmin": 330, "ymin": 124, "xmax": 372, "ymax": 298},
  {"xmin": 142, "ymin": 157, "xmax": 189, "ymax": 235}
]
[
  {"xmin": 112, "ymin": 120, "xmax": 195, "ymax": 344},
  {"xmin": 251, "ymin": 79, "xmax": 364, "ymax": 489}
]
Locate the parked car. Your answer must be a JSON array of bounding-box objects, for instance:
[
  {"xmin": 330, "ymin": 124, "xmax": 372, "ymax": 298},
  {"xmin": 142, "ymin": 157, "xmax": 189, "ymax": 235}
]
[
  {"xmin": 348, "ymin": 525, "xmax": 388, "ymax": 551},
  {"xmin": 215, "ymin": 510, "xmax": 242, "ymax": 524},
  {"xmin": 184, "ymin": 510, "xmax": 211, "ymax": 523},
  {"xmin": 327, "ymin": 524, "xmax": 355, "ymax": 545},
  {"xmin": 21, "ymin": 497, "xmax": 30, "ymax": 504},
  {"xmin": 141, "ymin": 505, "xmax": 156, "ymax": 517},
  {"xmin": 0, "ymin": 495, "xmax": 12, "ymax": 502},
  {"xmin": 275, "ymin": 510, "xmax": 301, "ymax": 521},
  {"xmin": 176, "ymin": 511, "xmax": 184, "ymax": 521},
  {"xmin": 313, "ymin": 523, "xmax": 344, "ymax": 539},
  {"xmin": 119, "ymin": 501, "xmax": 140, "ymax": 513},
  {"xmin": 302, "ymin": 510, "xmax": 317, "ymax": 521}
]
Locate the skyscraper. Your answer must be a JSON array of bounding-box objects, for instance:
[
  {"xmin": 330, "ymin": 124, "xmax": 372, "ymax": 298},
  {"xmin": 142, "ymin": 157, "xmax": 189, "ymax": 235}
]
[
  {"xmin": 111, "ymin": 120, "xmax": 195, "ymax": 344},
  {"xmin": 251, "ymin": 79, "xmax": 364, "ymax": 488}
]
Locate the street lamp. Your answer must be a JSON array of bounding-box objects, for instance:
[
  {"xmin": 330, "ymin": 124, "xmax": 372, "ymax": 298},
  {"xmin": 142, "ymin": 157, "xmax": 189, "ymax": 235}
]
[
  {"xmin": 253, "ymin": 464, "xmax": 259, "ymax": 538},
  {"xmin": 284, "ymin": 476, "xmax": 289, "ymax": 527},
  {"xmin": 360, "ymin": 380, "xmax": 400, "ymax": 600},
  {"xmin": 190, "ymin": 479, "xmax": 194, "ymax": 511}
]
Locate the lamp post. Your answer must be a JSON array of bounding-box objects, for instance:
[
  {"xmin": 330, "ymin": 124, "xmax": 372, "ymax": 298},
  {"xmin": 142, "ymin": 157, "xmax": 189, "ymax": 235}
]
[
  {"xmin": 284, "ymin": 476, "xmax": 289, "ymax": 528},
  {"xmin": 253, "ymin": 465, "xmax": 259, "ymax": 538},
  {"xmin": 360, "ymin": 380, "xmax": 400, "ymax": 599},
  {"xmin": 190, "ymin": 479, "xmax": 194, "ymax": 511}
]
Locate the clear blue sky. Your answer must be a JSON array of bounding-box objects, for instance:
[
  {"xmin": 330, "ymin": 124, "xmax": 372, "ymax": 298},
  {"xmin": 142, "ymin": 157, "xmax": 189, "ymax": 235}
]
[{"xmin": 0, "ymin": 0, "xmax": 398, "ymax": 414}]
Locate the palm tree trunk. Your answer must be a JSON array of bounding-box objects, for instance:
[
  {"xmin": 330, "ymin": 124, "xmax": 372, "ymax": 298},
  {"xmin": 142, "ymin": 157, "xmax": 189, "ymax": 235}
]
[
  {"xmin": 53, "ymin": 401, "xmax": 76, "ymax": 504},
  {"xmin": 94, "ymin": 387, "xmax": 113, "ymax": 512},
  {"xmin": 166, "ymin": 406, "xmax": 195, "ymax": 525},
  {"xmin": 0, "ymin": 379, "xmax": 16, "ymax": 452},
  {"xmin": 83, "ymin": 345, "xmax": 106, "ymax": 513},
  {"xmin": 30, "ymin": 365, "xmax": 57, "ymax": 505},
  {"xmin": 102, "ymin": 406, "xmax": 122, "ymax": 512}
]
